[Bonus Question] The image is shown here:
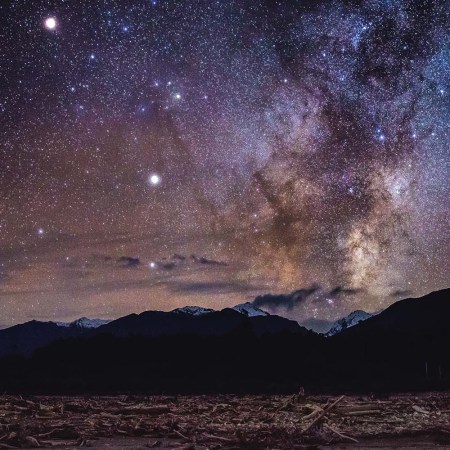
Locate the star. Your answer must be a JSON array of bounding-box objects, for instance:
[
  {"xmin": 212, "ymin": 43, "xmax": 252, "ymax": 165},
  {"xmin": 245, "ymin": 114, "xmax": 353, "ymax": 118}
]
[
  {"xmin": 148, "ymin": 174, "xmax": 161, "ymax": 185},
  {"xmin": 44, "ymin": 17, "xmax": 57, "ymax": 30}
]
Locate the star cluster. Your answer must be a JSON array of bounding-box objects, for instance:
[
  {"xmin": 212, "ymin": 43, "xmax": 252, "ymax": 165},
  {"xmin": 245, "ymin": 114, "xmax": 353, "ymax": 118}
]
[{"xmin": 0, "ymin": 0, "xmax": 449, "ymax": 325}]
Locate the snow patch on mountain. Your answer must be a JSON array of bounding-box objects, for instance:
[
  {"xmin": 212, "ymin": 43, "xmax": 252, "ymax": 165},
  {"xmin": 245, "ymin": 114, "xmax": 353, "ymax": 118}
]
[
  {"xmin": 55, "ymin": 303, "xmax": 270, "ymax": 328},
  {"xmin": 55, "ymin": 317, "xmax": 110, "ymax": 329},
  {"xmin": 172, "ymin": 306, "xmax": 215, "ymax": 316},
  {"xmin": 325, "ymin": 310, "xmax": 373, "ymax": 336},
  {"xmin": 231, "ymin": 302, "xmax": 270, "ymax": 317},
  {"xmin": 172, "ymin": 303, "xmax": 270, "ymax": 317}
]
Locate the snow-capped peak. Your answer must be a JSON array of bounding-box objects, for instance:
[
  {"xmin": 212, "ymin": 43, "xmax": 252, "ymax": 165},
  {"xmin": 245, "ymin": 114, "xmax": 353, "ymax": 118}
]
[
  {"xmin": 325, "ymin": 310, "xmax": 372, "ymax": 336},
  {"xmin": 55, "ymin": 317, "xmax": 110, "ymax": 329},
  {"xmin": 231, "ymin": 302, "xmax": 270, "ymax": 317},
  {"xmin": 172, "ymin": 306, "xmax": 215, "ymax": 316}
]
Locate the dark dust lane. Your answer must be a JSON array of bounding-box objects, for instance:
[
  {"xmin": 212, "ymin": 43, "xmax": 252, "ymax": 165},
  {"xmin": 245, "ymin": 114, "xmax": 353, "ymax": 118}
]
[{"xmin": 0, "ymin": 393, "xmax": 450, "ymax": 449}]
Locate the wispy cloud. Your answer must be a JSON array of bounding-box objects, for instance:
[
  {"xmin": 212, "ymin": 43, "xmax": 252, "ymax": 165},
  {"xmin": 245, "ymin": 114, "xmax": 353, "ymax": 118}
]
[{"xmin": 253, "ymin": 285, "xmax": 320, "ymax": 311}]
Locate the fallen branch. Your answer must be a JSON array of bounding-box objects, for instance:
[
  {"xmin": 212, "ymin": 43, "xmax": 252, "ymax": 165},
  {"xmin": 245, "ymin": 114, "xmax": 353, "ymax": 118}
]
[
  {"xmin": 173, "ymin": 429, "xmax": 190, "ymax": 441},
  {"xmin": 119, "ymin": 405, "xmax": 171, "ymax": 415},
  {"xmin": 202, "ymin": 433, "xmax": 235, "ymax": 442},
  {"xmin": 323, "ymin": 423, "xmax": 358, "ymax": 443},
  {"xmin": 302, "ymin": 404, "xmax": 324, "ymax": 421},
  {"xmin": 301, "ymin": 395, "xmax": 345, "ymax": 434},
  {"xmin": 412, "ymin": 405, "xmax": 429, "ymax": 415},
  {"xmin": 24, "ymin": 436, "xmax": 40, "ymax": 447},
  {"xmin": 343, "ymin": 410, "xmax": 383, "ymax": 416}
]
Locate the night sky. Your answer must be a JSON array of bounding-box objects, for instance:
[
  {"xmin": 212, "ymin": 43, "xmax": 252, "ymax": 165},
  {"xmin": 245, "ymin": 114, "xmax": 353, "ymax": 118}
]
[{"xmin": 1, "ymin": 0, "xmax": 449, "ymax": 327}]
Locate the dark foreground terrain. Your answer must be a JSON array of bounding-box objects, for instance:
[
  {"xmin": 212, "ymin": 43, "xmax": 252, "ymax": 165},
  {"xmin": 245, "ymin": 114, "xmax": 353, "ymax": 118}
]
[{"xmin": 1, "ymin": 392, "xmax": 450, "ymax": 449}]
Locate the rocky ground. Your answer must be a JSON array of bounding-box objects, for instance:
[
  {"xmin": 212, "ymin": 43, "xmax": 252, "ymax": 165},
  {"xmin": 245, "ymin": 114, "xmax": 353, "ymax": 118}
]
[{"xmin": 0, "ymin": 392, "xmax": 450, "ymax": 448}]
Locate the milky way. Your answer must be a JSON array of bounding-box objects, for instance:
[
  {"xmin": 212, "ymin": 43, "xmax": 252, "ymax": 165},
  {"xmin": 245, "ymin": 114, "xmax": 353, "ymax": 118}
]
[{"xmin": 0, "ymin": 0, "xmax": 449, "ymax": 326}]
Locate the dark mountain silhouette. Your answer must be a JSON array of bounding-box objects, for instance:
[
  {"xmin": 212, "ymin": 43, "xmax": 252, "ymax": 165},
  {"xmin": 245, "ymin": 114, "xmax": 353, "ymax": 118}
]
[
  {"xmin": 300, "ymin": 317, "xmax": 333, "ymax": 333},
  {"xmin": 0, "ymin": 288, "xmax": 448, "ymax": 394},
  {"xmin": 338, "ymin": 288, "xmax": 450, "ymax": 335},
  {"xmin": 92, "ymin": 307, "xmax": 305, "ymax": 338},
  {"xmin": 0, "ymin": 321, "xmax": 85, "ymax": 357},
  {"xmin": 325, "ymin": 288, "xmax": 450, "ymax": 391},
  {"xmin": 0, "ymin": 304, "xmax": 305, "ymax": 357}
]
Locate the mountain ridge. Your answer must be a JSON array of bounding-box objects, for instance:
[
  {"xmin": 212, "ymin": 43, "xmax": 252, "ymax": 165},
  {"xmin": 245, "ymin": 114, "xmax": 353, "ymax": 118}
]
[
  {"xmin": 0, "ymin": 288, "xmax": 449, "ymax": 393},
  {"xmin": 325, "ymin": 310, "xmax": 373, "ymax": 336},
  {"xmin": 0, "ymin": 302, "xmax": 303, "ymax": 356}
]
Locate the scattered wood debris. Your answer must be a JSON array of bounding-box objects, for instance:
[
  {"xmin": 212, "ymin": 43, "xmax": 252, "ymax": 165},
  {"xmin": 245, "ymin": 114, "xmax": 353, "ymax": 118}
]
[{"xmin": 0, "ymin": 392, "xmax": 449, "ymax": 448}]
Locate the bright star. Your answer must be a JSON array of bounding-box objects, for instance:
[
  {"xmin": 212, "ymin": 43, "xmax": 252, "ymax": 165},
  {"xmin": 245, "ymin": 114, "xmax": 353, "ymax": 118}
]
[
  {"xmin": 174, "ymin": 93, "xmax": 181, "ymax": 100},
  {"xmin": 37, "ymin": 228, "xmax": 45, "ymax": 236},
  {"xmin": 44, "ymin": 17, "xmax": 57, "ymax": 30},
  {"xmin": 148, "ymin": 174, "xmax": 161, "ymax": 185},
  {"xmin": 378, "ymin": 134, "xmax": 385, "ymax": 142},
  {"xmin": 149, "ymin": 261, "xmax": 157, "ymax": 269}
]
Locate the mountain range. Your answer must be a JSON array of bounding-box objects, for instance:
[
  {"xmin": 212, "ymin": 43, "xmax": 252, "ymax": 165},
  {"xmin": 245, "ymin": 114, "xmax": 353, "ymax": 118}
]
[
  {"xmin": 0, "ymin": 292, "xmax": 435, "ymax": 357},
  {"xmin": 0, "ymin": 302, "xmax": 302, "ymax": 357},
  {"xmin": 0, "ymin": 288, "xmax": 449, "ymax": 394}
]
